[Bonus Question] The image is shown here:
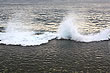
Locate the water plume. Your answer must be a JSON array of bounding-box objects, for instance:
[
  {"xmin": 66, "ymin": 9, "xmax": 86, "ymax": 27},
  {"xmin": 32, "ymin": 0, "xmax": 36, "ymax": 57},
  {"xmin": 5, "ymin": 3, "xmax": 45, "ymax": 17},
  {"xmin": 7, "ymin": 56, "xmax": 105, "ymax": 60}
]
[
  {"xmin": 57, "ymin": 14, "xmax": 110, "ymax": 42},
  {"xmin": 0, "ymin": 12, "xmax": 56, "ymax": 46}
]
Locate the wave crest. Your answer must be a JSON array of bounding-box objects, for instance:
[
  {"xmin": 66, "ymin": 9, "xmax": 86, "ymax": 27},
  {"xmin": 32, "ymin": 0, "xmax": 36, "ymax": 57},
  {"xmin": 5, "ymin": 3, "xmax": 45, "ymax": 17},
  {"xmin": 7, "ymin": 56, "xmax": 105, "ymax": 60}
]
[{"xmin": 57, "ymin": 15, "xmax": 110, "ymax": 42}]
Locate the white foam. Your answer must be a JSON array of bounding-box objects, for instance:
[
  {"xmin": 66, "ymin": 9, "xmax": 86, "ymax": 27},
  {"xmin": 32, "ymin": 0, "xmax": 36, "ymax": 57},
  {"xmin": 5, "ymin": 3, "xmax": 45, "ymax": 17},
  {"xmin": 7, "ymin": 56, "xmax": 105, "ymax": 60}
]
[
  {"xmin": 0, "ymin": 31, "xmax": 56, "ymax": 46},
  {"xmin": 0, "ymin": 12, "xmax": 110, "ymax": 46},
  {"xmin": 0, "ymin": 13, "xmax": 56, "ymax": 46},
  {"xmin": 57, "ymin": 15, "xmax": 110, "ymax": 42},
  {"xmin": 0, "ymin": 21, "xmax": 56, "ymax": 46}
]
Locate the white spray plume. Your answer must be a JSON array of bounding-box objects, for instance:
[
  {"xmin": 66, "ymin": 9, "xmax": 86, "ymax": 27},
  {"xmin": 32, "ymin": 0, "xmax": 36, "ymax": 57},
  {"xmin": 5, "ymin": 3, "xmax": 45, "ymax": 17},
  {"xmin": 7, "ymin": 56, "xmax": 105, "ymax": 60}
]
[
  {"xmin": 0, "ymin": 12, "xmax": 56, "ymax": 46},
  {"xmin": 57, "ymin": 14, "xmax": 110, "ymax": 42}
]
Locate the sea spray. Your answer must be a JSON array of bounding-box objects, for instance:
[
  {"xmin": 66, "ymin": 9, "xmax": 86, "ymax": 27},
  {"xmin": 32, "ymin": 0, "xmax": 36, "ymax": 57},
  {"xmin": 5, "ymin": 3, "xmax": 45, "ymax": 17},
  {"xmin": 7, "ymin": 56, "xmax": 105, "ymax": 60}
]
[
  {"xmin": 57, "ymin": 14, "xmax": 110, "ymax": 42},
  {"xmin": 0, "ymin": 12, "xmax": 110, "ymax": 46},
  {"xmin": 0, "ymin": 12, "xmax": 56, "ymax": 46}
]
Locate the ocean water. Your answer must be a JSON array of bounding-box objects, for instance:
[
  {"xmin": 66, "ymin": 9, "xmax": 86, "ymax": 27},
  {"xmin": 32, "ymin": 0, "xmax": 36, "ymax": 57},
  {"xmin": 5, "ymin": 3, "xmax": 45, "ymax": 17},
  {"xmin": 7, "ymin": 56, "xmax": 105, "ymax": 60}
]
[
  {"xmin": 0, "ymin": 3, "xmax": 110, "ymax": 46},
  {"xmin": 58, "ymin": 14, "xmax": 110, "ymax": 42}
]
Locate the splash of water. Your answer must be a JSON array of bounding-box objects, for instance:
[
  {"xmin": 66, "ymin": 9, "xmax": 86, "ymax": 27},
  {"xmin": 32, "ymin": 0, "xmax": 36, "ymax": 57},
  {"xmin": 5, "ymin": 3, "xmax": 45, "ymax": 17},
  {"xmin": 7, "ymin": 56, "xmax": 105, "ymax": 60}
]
[
  {"xmin": 0, "ymin": 13, "xmax": 56, "ymax": 46},
  {"xmin": 0, "ymin": 12, "xmax": 109, "ymax": 46},
  {"xmin": 57, "ymin": 15, "xmax": 110, "ymax": 42}
]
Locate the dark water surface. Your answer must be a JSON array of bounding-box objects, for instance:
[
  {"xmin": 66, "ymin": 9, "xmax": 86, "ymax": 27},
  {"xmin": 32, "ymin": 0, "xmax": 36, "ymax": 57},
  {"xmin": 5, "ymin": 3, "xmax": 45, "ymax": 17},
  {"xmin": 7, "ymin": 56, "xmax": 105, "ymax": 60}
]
[{"xmin": 0, "ymin": 40, "xmax": 110, "ymax": 73}]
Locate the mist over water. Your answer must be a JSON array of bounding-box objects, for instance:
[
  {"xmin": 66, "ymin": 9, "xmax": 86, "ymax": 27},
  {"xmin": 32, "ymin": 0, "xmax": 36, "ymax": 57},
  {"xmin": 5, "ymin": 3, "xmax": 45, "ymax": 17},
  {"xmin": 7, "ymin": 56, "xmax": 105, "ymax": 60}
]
[{"xmin": 58, "ymin": 14, "xmax": 110, "ymax": 42}]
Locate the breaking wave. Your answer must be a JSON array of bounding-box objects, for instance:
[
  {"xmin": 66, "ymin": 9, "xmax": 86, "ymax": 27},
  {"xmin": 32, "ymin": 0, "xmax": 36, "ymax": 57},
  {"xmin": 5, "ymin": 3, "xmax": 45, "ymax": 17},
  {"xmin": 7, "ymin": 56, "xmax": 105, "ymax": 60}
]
[
  {"xmin": 0, "ymin": 13, "xmax": 56, "ymax": 46},
  {"xmin": 0, "ymin": 12, "xmax": 110, "ymax": 46},
  {"xmin": 57, "ymin": 15, "xmax": 110, "ymax": 42}
]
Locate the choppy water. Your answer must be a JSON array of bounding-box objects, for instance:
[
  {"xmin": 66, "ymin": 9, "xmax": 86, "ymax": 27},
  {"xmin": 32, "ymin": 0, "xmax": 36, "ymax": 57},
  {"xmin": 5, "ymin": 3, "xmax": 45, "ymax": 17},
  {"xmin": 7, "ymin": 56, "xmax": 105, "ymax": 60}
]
[
  {"xmin": 0, "ymin": 4, "xmax": 67, "ymax": 46},
  {"xmin": 0, "ymin": 3, "xmax": 110, "ymax": 46},
  {"xmin": 0, "ymin": 3, "xmax": 110, "ymax": 73}
]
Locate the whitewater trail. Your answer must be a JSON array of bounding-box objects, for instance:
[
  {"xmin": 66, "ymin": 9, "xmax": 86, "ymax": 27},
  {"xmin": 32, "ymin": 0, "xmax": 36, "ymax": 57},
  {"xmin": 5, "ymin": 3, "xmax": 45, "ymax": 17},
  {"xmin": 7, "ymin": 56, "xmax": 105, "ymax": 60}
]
[{"xmin": 57, "ymin": 15, "xmax": 110, "ymax": 42}]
